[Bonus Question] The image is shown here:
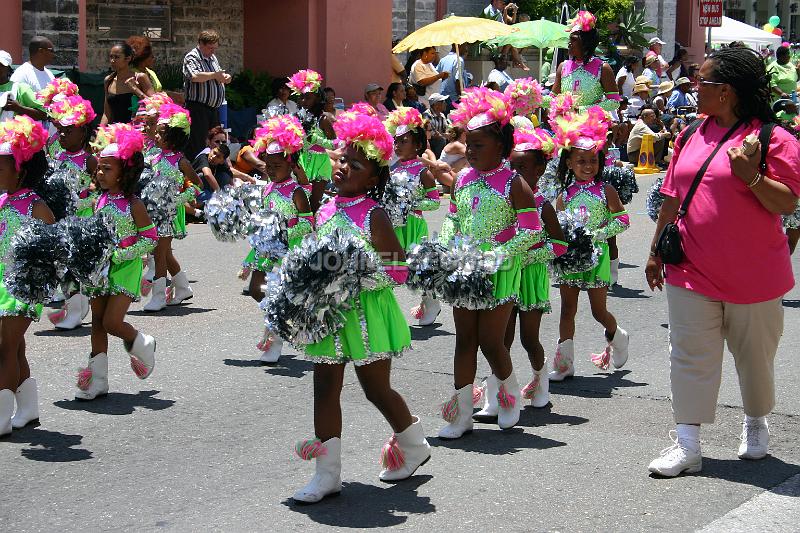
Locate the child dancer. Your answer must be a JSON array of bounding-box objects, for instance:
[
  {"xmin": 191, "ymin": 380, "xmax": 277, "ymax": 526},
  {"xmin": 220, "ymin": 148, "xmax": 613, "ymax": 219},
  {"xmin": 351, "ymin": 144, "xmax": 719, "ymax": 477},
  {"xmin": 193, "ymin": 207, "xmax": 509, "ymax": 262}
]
[
  {"xmin": 243, "ymin": 115, "xmax": 313, "ymax": 363},
  {"xmin": 45, "ymin": 95, "xmax": 98, "ymax": 330},
  {"xmin": 384, "ymin": 107, "xmax": 442, "ymax": 325},
  {"xmin": 142, "ymin": 103, "xmax": 201, "ymax": 312},
  {"xmin": 549, "ymin": 107, "xmax": 630, "ymax": 381},
  {"xmin": 0, "ymin": 116, "xmax": 54, "ymax": 435},
  {"xmin": 76, "ymin": 123, "xmax": 158, "ymax": 400},
  {"xmin": 292, "ymin": 110, "xmax": 429, "ymax": 504},
  {"xmin": 436, "ymin": 87, "xmax": 542, "ymax": 438}
]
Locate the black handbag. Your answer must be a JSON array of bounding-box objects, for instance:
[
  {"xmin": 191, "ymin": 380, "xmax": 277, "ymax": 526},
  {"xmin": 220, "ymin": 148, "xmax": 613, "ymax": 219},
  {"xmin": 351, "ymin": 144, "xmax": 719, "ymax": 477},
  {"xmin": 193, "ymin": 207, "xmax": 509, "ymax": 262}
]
[{"xmin": 656, "ymin": 119, "xmax": 744, "ymax": 264}]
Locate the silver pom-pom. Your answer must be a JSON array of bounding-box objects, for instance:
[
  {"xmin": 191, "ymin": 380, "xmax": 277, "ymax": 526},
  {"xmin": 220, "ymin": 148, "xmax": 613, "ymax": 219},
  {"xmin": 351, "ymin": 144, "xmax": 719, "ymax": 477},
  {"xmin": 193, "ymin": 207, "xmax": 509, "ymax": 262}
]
[
  {"xmin": 139, "ymin": 167, "xmax": 178, "ymax": 229},
  {"xmin": 550, "ymin": 210, "xmax": 600, "ymax": 277},
  {"xmin": 204, "ymin": 184, "xmax": 266, "ymax": 242},
  {"xmin": 601, "ymin": 166, "xmax": 639, "ymax": 205},
  {"xmin": 63, "ymin": 212, "xmax": 119, "ymax": 287},
  {"xmin": 646, "ymin": 176, "xmax": 666, "ymax": 223},
  {"xmin": 406, "ymin": 239, "xmax": 451, "ymax": 296},
  {"xmin": 247, "ymin": 211, "xmax": 288, "ymax": 262},
  {"xmin": 439, "ymin": 235, "xmax": 505, "ymax": 310},
  {"xmin": 783, "ymin": 201, "xmax": 800, "ymax": 230},
  {"xmin": 382, "ymin": 167, "xmax": 416, "ymax": 226},
  {"xmin": 3, "ymin": 219, "xmax": 70, "ymax": 305},
  {"xmin": 538, "ymin": 158, "xmax": 561, "ymax": 204},
  {"xmin": 35, "ymin": 164, "xmax": 81, "ymax": 220}
]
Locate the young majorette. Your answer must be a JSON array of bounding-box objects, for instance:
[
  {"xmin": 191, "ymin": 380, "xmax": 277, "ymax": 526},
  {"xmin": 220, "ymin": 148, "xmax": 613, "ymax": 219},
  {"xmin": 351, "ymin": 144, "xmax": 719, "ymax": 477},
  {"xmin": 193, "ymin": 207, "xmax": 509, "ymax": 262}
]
[
  {"xmin": 292, "ymin": 110, "xmax": 429, "ymax": 503},
  {"xmin": 0, "ymin": 116, "xmax": 54, "ymax": 435},
  {"xmin": 243, "ymin": 115, "xmax": 313, "ymax": 363},
  {"xmin": 549, "ymin": 106, "xmax": 630, "ymax": 381},
  {"xmin": 494, "ymin": 127, "xmax": 567, "ymax": 411},
  {"xmin": 436, "ymin": 87, "xmax": 542, "ymax": 438},
  {"xmin": 76, "ymin": 123, "xmax": 158, "ymax": 400},
  {"xmin": 142, "ymin": 103, "xmax": 202, "ymax": 312},
  {"xmin": 45, "ymin": 95, "xmax": 98, "ymax": 330},
  {"xmin": 384, "ymin": 107, "xmax": 442, "ymax": 325}
]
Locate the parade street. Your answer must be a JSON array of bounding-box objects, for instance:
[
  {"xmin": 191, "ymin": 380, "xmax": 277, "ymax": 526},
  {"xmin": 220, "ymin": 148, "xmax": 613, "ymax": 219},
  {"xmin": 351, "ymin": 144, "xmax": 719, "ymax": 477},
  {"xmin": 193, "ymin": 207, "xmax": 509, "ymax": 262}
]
[{"xmin": 2, "ymin": 173, "xmax": 799, "ymax": 532}]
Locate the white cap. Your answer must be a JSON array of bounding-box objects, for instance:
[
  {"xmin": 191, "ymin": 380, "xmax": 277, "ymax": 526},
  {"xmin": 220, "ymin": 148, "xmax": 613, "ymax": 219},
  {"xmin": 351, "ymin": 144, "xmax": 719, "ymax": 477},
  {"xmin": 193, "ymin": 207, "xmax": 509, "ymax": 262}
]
[
  {"xmin": 0, "ymin": 50, "xmax": 12, "ymax": 67},
  {"xmin": 649, "ymin": 37, "xmax": 666, "ymax": 46},
  {"xmin": 428, "ymin": 92, "xmax": 450, "ymax": 104}
]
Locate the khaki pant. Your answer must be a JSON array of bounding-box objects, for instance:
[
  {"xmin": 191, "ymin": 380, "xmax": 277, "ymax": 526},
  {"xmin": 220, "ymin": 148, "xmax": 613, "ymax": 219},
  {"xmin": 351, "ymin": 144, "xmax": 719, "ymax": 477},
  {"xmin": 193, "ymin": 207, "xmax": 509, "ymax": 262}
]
[{"xmin": 666, "ymin": 285, "xmax": 784, "ymax": 424}]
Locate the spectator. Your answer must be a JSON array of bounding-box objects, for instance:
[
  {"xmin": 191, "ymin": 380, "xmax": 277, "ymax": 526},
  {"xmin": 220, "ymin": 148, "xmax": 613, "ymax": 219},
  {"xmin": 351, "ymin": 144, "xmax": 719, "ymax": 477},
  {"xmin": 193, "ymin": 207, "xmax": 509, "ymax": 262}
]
[
  {"xmin": 616, "ymin": 55, "xmax": 640, "ymax": 99},
  {"xmin": 627, "ymin": 106, "xmax": 670, "ymax": 168},
  {"xmin": 767, "ymin": 45, "xmax": 798, "ymax": 103},
  {"xmin": 193, "ymin": 142, "xmax": 232, "ymax": 205},
  {"xmin": 648, "ymin": 37, "xmax": 669, "ymax": 78},
  {"xmin": 437, "ymin": 44, "xmax": 471, "ymax": 104},
  {"xmin": 364, "ymin": 83, "xmax": 389, "ymax": 118},
  {"xmin": 487, "ymin": 54, "xmax": 514, "ymax": 92},
  {"xmin": 0, "ymin": 50, "xmax": 46, "ymax": 122},
  {"xmin": 322, "ymin": 86, "xmax": 339, "ymax": 123},
  {"xmin": 10, "ymin": 36, "xmax": 54, "ymax": 92},
  {"xmin": 384, "ymin": 82, "xmax": 406, "ymax": 112},
  {"xmin": 482, "ymin": 1, "xmax": 528, "ymax": 71},
  {"xmin": 424, "ymin": 93, "xmax": 450, "ymax": 157},
  {"xmin": 182, "ymin": 30, "xmax": 231, "ymax": 159},
  {"xmin": 233, "ymin": 126, "xmax": 266, "ymax": 176},
  {"xmin": 403, "ymin": 83, "xmax": 427, "ymax": 112},
  {"xmin": 409, "ymin": 46, "xmax": 449, "ymax": 108},
  {"xmin": 539, "ymin": 49, "xmax": 553, "ymax": 84},
  {"xmin": 667, "ymin": 48, "xmax": 689, "ymax": 81},
  {"xmin": 101, "ymin": 42, "xmax": 150, "ymax": 125},
  {"xmin": 627, "ymin": 80, "xmax": 651, "ymax": 118},
  {"xmin": 266, "ymin": 77, "xmax": 298, "ymax": 117},
  {"xmin": 485, "ymin": 81, "xmax": 501, "ymax": 91},
  {"xmin": 438, "ymin": 125, "xmax": 467, "ymax": 178},
  {"xmin": 686, "ymin": 63, "xmax": 700, "ymax": 85},
  {"xmin": 667, "ymin": 77, "xmax": 697, "ymax": 110},
  {"xmin": 653, "ymin": 81, "xmax": 674, "ymax": 114},
  {"xmin": 642, "ymin": 54, "xmax": 660, "ymax": 95},
  {"xmin": 391, "ymin": 39, "xmax": 406, "ymax": 84},
  {"xmin": 127, "ymin": 35, "xmax": 162, "ymax": 92}
]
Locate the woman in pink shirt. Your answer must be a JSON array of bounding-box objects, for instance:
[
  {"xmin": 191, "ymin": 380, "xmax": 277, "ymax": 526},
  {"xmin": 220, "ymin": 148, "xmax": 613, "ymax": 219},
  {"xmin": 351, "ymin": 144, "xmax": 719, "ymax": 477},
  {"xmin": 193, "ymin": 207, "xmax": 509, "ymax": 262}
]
[{"xmin": 645, "ymin": 48, "xmax": 800, "ymax": 477}]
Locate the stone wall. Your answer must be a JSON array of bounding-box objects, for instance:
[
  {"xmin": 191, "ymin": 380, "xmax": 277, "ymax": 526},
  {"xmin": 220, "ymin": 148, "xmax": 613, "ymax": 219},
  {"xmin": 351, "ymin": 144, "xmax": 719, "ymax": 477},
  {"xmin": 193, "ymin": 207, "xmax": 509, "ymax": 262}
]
[
  {"xmin": 635, "ymin": 0, "xmax": 677, "ymax": 59},
  {"xmin": 392, "ymin": 0, "xmax": 440, "ymax": 40},
  {"xmin": 21, "ymin": 0, "xmax": 80, "ymax": 68},
  {"xmin": 85, "ymin": 0, "xmax": 243, "ymax": 73},
  {"xmin": 445, "ymin": 0, "xmax": 488, "ymax": 18}
]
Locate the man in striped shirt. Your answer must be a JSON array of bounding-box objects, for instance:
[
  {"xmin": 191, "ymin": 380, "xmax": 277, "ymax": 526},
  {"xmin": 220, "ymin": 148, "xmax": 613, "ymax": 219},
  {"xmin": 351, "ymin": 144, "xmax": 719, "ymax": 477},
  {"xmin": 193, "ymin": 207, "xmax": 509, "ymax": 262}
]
[{"xmin": 182, "ymin": 30, "xmax": 231, "ymax": 159}]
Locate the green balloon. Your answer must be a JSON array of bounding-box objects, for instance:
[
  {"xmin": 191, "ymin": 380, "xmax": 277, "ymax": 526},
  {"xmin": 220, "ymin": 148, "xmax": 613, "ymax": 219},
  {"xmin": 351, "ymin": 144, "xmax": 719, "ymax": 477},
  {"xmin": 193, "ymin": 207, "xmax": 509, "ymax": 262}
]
[{"xmin": 770, "ymin": 15, "xmax": 781, "ymax": 27}]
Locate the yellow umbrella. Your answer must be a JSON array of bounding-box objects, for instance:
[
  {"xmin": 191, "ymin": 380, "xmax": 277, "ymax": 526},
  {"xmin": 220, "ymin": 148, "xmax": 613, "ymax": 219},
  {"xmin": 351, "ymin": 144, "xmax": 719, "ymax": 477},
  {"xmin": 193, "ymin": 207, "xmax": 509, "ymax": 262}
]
[{"xmin": 392, "ymin": 16, "xmax": 518, "ymax": 53}]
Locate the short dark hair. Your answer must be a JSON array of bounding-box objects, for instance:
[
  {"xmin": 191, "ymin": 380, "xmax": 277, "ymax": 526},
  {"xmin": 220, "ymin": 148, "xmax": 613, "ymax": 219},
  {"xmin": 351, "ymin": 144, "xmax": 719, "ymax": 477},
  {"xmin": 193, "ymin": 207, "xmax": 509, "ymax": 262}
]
[
  {"xmin": 271, "ymin": 77, "xmax": 289, "ymax": 94},
  {"xmin": 776, "ymin": 45, "xmax": 791, "ymax": 61},
  {"xmin": 623, "ymin": 55, "xmax": 641, "ymax": 68},
  {"xmin": 206, "ymin": 125, "xmax": 226, "ymax": 142},
  {"xmin": 198, "ymin": 30, "xmax": 220, "ymax": 45},
  {"xmin": 576, "ymin": 28, "xmax": 601, "ymax": 58},
  {"xmin": 19, "ymin": 151, "xmax": 48, "ymax": 190},
  {"xmin": 161, "ymin": 124, "xmax": 190, "ymax": 153},
  {"xmin": 215, "ymin": 143, "xmax": 230, "ymax": 159},
  {"xmin": 120, "ymin": 152, "xmax": 145, "ymax": 197}
]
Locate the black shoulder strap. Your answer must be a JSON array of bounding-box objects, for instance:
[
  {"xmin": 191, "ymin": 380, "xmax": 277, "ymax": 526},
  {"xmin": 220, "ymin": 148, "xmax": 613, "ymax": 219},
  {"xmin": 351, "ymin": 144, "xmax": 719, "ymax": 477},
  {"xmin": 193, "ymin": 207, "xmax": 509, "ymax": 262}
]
[
  {"xmin": 758, "ymin": 122, "xmax": 775, "ymax": 170},
  {"xmin": 676, "ymin": 118, "xmax": 705, "ymax": 150}
]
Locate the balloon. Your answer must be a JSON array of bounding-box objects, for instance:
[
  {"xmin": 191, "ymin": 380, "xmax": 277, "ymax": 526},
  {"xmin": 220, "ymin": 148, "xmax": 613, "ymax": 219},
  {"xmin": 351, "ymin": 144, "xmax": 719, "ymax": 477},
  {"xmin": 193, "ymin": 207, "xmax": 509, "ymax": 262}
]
[
  {"xmin": 764, "ymin": 24, "xmax": 775, "ymax": 32},
  {"xmin": 769, "ymin": 15, "xmax": 781, "ymax": 27},
  {"xmin": 774, "ymin": 28, "xmax": 783, "ymax": 36}
]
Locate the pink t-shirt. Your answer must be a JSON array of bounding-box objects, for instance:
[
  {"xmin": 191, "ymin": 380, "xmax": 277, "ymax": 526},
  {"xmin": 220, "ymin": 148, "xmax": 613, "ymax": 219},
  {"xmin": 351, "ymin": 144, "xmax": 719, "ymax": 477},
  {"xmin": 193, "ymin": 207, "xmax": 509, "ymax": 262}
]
[{"xmin": 661, "ymin": 118, "xmax": 800, "ymax": 304}]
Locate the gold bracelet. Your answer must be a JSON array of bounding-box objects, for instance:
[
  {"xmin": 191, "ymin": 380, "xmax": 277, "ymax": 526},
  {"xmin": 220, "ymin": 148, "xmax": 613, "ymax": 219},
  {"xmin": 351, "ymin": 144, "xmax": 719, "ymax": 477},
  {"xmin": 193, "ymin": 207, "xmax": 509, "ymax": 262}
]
[{"xmin": 748, "ymin": 172, "xmax": 762, "ymax": 189}]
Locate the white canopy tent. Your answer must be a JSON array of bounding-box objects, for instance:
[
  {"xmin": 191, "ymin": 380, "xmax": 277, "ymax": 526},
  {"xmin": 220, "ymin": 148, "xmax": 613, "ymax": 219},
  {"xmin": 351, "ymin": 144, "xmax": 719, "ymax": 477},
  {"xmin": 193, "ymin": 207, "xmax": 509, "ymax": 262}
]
[{"xmin": 709, "ymin": 16, "xmax": 782, "ymax": 49}]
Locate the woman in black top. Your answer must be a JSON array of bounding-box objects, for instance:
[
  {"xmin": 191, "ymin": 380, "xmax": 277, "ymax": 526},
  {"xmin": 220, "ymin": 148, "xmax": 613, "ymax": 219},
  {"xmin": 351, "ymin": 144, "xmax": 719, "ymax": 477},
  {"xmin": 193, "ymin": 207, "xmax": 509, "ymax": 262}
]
[
  {"xmin": 383, "ymin": 82, "xmax": 406, "ymax": 112},
  {"xmin": 101, "ymin": 42, "xmax": 152, "ymax": 125}
]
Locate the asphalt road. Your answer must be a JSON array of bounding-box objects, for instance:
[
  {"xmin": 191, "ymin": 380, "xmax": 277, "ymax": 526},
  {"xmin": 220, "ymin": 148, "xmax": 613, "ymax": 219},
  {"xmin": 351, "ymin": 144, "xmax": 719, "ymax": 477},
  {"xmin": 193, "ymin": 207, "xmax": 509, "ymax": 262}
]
[{"xmin": 2, "ymin": 172, "xmax": 799, "ymax": 532}]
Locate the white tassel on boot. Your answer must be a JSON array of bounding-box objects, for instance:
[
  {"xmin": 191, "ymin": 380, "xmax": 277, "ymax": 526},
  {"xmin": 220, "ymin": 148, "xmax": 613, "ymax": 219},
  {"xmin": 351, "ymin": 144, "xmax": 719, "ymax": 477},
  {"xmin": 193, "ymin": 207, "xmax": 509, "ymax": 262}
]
[
  {"xmin": 379, "ymin": 416, "xmax": 431, "ymax": 482},
  {"xmin": 49, "ymin": 293, "xmax": 85, "ymax": 330},
  {"xmin": 11, "ymin": 377, "xmax": 39, "ymax": 428},
  {"xmin": 522, "ymin": 361, "xmax": 550, "ymax": 408},
  {"xmin": 126, "ymin": 332, "xmax": 156, "ymax": 379},
  {"xmin": 167, "ymin": 271, "xmax": 193, "ymax": 306},
  {"xmin": 473, "ymin": 375, "xmax": 499, "ymax": 421},
  {"xmin": 496, "ymin": 372, "xmax": 521, "ymax": 429},
  {"xmin": 293, "ymin": 437, "xmax": 342, "ymax": 504},
  {"xmin": 549, "ymin": 339, "xmax": 575, "ymax": 381},
  {"xmin": 143, "ymin": 277, "xmax": 167, "ymax": 312},
  {"xmin": 75, "ymin": 353, "xmax": 109, "ymax": 401},
  {"xmin": 438, "ymin": 384, "xmax": 475, "ymax": 439},
  {"xmin": 610, "ymin": 258, "xmax": 620, "ymax": 285},
  {"xmin": 0, "ymin": 389, "xmax": 14, "ymax": 436}
]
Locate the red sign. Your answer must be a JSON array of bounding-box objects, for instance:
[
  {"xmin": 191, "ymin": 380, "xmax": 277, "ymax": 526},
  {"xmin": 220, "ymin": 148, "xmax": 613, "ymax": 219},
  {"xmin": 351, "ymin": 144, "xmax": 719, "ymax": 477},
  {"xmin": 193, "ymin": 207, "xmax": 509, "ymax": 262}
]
[{"xmin": 699, "ymin": 0, "xmax": 723, "ymax": 27}]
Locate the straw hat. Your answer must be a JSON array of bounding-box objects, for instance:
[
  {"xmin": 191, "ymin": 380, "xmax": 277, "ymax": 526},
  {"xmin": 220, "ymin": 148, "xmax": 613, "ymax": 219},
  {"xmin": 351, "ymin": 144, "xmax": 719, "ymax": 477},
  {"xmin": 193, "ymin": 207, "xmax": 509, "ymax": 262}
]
[
  {"xmin": 675, "ymin": 77, "xmax": 692, "ymax": 87},
  {"xmin": 643, "ymin": 54, "xmax": 658, "ymax": 67},
  {"xmin": 657, "ymin": 81, "xmax": 675, "ymax": 95},
  {"xmin": 633, "ymin": 83, "xmax": 650, "ymax": 94},
  {"xmin": 635, "ymin": 75, "xmax": 653, "ymax": 87}
]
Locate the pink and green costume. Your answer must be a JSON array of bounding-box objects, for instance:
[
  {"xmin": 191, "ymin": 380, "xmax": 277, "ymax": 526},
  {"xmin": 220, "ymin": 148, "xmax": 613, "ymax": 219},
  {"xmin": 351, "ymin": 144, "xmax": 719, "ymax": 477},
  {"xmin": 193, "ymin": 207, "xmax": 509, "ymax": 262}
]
[
  {"xmin": 47, "ymin": 135, "xmax": 95, "ymax": 217},
  {"xmin": 439, "ymin": 164, "xmax": 543, "ymax": 308},
  {"xmin": 304, "ymin": 194, "xmax": 411, "ymax": 364},
  {"xmin": 518, "ymin": 191, "xmax": 568, "ymax": 313},
  {"xmin": 558, "ymin": 179, "xmax": 629, "ymax": 289},
  {"xmin": 560, "ymin": 57, "xmax": 620, "ymax": 112},
  {"xmin": 299, "ymin": 124, "xmax": 333, "ymax": 182},
  {"xmin": 0, "ymin": 189, "xmax": 45, "ymax": 320},
  {"xmin": 242, "ymin": 178, "xmax": 313, "ymax": 272},
  {"xmin": 151, "ymin": 150, "xmax": 198, "ymax": 239},
  {"xmin": 82, "ymin": 192, "xmax": 157, "ymax": 300},
  {"xmin": 390, "ymin": 158, "xmax": 440, "ymax": 249}
]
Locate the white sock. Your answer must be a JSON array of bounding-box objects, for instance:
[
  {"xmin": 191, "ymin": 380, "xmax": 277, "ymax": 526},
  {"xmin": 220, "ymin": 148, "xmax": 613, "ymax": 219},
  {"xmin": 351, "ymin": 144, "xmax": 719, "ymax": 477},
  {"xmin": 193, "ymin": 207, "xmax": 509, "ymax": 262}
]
[
  {"xmin": 745, "ymin": 415, "xmax": 767, "ymax": 426},
  {"xmin": 676, "ymin": 424, "xmax": 700, "ymax": 451}
]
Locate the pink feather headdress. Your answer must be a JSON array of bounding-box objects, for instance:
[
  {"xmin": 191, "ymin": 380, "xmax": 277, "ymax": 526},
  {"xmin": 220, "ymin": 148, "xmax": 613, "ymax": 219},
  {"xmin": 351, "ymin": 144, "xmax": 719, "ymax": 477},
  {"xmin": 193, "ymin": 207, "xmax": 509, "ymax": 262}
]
[
  {"xmin": 137, "ymin": 93, "xmax": 174, "ymax": 117},
  {"xmin": 333, "ymin": 111, "xmax": 393, "ymax": 166},
  {"xmin": 547, "ymin": 92, "xmax": 578, "ymax": 122},
  {"xmin": 251, "ymin": 114, "xmax": 305, "ymax": 156},
  {"xmin": 513, "ymin": 127, "xmax": 555, "ymax": 157},
  {"xmin": 449, "ymin": 87, "xmax": 512, "ymax": 131},
  {"xmin": 566, "ymin": 10, "xmax": 597, "ymax": 33},
  {"xmin": 551, "ymin": 106, "xmax": 611, "ymax": 152},
  {"xmin": 384, "ymin": 107, "xmax": 425, "ymax": 137},
  {"xmin": 287, "ymin": 69, "xmax": 323, "ymax": 95},
  {"xmin": 0, "ymin": 115, "xmax": 49, "ymax": 171},
  {"xmin": 504, "ymin": 78, "xmax": 544, "ymax": 117},
  {"xmin": 346, "ymin": 102, "xmax": 378, "ymax": 117},
  {"xmin": 36, "ymin": 78, "xmax": 79, "ymax": 107},
  {"xmin": 91, "ymin": 123, "xmax": 145, "ymax": 162},
  {"xmin": 157, "ymin": 103, "xmax": 192, "ymax": 134},
  {"xmin": 48, "ymin": 95, "xmax": 97, "ymax": 128}
]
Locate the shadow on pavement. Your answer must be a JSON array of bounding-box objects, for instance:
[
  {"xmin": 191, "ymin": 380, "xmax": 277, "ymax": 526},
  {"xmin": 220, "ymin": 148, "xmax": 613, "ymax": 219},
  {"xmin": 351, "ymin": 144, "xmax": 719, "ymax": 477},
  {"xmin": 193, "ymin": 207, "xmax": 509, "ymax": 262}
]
[
  {"xmin": 619, "ymin": 262, "xmax": 639, "ymax": 269},
  {"xmin": 54, "ymin": 390, "xmax": 175, "ymax": 415},
  {"xmin": 695, "ymin": 456, "xmax": 800, "ymax": 491},
  {"xmin": 223, "ymin": 355, "xmax": 314, "ymax": 378},
  {"xmin": 283, "ymin": 475, "xmax": 435, "ymax": 527},
  {"xmin": 2, "ymin": 427, "xmax": 92, "ymax": 462},
  {"xmin": 550, "ymin": 370, "xmax": 648, "ymax": 399},
  {"xmin": 429, "ymin": 427, "xmax": 566, "ymax": 455},
  {"xmin": 128, "ymin": 306, "xmax": 216, "ymax": 317},
  {"xmin": 518, "ymin": 404, "xmax": 589, "ymax": 427},
  {"xmin": 33, "ymin": 326, "xmax": 92, "ymax": 337},
  {"xmin": 410, "ymin": 325, "xmax": 453, "ymax": 341},
  {"xmin": 608, "ymin": 286, "xmax": 649, "ymax": 299}
]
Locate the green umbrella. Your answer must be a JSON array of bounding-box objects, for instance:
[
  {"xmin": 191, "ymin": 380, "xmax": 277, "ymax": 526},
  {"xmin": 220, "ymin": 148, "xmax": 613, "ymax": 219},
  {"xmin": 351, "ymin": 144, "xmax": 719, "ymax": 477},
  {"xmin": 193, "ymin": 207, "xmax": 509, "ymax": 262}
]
[{"xmin": 487, "ymin": 19, "xmax": 569, "ymax": 49}]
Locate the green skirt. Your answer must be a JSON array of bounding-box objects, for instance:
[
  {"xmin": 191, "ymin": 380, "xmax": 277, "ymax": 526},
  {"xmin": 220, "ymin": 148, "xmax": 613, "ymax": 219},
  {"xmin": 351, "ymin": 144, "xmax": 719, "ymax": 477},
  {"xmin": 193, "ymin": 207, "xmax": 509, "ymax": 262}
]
[
  {"xmin": 394, "ymin": 213, "xmax": 428, "ymax": 250},
  {"xmin": 0, "ymin": 264, "xmax": 42, "ymax": 320},
  {"xmin": 305, "ymin": 287, "xmax": 411, "ymax": 365},
  {"xmin": 559, "ymin": 241, "xmax": 610, "ymax": 289},
  {"xmin": 518, "ymin": 262, "xmax": 551, "ymax": 313},
  {"xmin": 173, "ymin": 204, "xmax": 187, "ymax": 240},
  {"xmin": 243, "ymin": 236, "xmax": 303, "ymax": 273},
  {"xmin": 299, "ymin": 149, "xmax": 332, "ymax": 182},
  {"xmin": 75, "ymin": 206, "xmax": 94, "ymax": 218},
  {"xmin": 83, "ymin": 258, "xmax": 143, "ymax": 301}
]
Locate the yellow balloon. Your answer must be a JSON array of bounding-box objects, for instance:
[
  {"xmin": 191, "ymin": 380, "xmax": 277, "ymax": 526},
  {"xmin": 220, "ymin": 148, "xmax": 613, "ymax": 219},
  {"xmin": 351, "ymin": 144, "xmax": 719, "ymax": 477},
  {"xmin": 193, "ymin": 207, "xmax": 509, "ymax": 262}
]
[{"xmin": 764, "ymin": 24, "xmax": 775, "ymax": 32}]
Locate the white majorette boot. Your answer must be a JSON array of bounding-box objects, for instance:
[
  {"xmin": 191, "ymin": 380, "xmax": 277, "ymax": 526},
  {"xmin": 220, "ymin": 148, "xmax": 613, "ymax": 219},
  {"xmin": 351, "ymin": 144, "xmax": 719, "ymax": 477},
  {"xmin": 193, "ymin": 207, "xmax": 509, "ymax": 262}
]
[
  {"xmin": 141, "ymin": 256, "xmax": 155, "ymax": 296},
  {"xmin": 412, "ymin": 295, "xmax": 441, "ymax": 326},
  {"xmin": 522, "ymin": 360, "xmax": 550, "ymax": 408},
  {"xmin": 610, "ymin": 258, "xmax": 620, "ymax": 285},
  {"xmin": 379, "ymin": 416, "xmax": 431, "ymax": 482},
  {"xmin": 0, "ymin": 389, "xmax": 14, "ymax": 436},
  {"xmin": 167, "ymin": 271, "xmax": 193, "ymax": 306},
  {"xmin": 610, "ymin": 327, "xmax": 629, "ymax": 369},
  {"xmin": 143, "ymin": 277, "xmax": 167, "ymax": 312},
  {"xmin": 438, "ymin": 384, "xmax": 475, "ymax": 439},
  {"xmin": 497, "ymin": 372, "xmax": 521, "ymax": 429},
  {"xmin": 75, "ymin": 353, "xmax": 109, "ymax": 401},
  {"xmin": 11, "ymin": 377, "xmax": 39, "ymax": 428},
  {"xmin": 473, "ymin": 374, "xmax": 499, "ymax": 421},
  {"xmin": 549, "ymin": 339, "xmax": 575, "ymax": 381},
  {"xmin": 293, "ymin": 437, "xmax": 342, "ymax": 504},
  {"xmin": 126, "ymin": 333, "xmax": 156, "ymax": 379},
  {"xmin": 48, "ymin": 293, "xmax": 85, "ymax": 330},
  {"xmin": 257, "ymin": 328, "xmax": 283, "ymax": 363}
]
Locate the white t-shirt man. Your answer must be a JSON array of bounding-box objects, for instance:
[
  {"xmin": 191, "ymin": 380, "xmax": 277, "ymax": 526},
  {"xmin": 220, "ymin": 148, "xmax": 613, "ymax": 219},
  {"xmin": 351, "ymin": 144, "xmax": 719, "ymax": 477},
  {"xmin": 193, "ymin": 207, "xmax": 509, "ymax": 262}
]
[
  {"xmin": 10, "ymin": 62, "xmax": 54, "ymax": 92},
  {"xmin": 615, "ymin": 66, "xmax": 636, "ymax": 98},
  {"xmin": 487, "ymin": 68, "xmax": 514, "ymax": 92},
  {"xmin": 410, "ymin": 59, "xmax": 441, "ymax": 107}
]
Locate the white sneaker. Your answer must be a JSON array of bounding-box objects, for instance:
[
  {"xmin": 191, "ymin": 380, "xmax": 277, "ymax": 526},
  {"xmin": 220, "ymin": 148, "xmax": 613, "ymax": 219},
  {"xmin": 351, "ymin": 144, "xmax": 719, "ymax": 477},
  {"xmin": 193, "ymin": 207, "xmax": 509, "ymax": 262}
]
[
  {"xmin": 738, "ymin": 418, "xmax": 769, "ymax": 460},
  {"xmin": 648, "ymin": 432, "xmax": 702, "ymax": 477}
]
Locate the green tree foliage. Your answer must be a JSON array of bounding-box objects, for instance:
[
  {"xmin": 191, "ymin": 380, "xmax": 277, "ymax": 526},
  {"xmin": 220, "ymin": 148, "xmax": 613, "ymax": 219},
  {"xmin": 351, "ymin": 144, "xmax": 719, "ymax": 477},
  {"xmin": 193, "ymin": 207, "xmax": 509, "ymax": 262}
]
[{"xmin": 516, "ymin": 0, "xmax": 633, "ymax": 27}]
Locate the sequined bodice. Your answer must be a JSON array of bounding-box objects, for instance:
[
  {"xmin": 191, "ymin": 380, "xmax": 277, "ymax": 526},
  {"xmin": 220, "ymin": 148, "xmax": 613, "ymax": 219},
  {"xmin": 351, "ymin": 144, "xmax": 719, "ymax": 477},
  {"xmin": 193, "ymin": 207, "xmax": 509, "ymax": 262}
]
[
  {"xmin": 48, "ymin": 138, "xmax": 93, "ymax": 192},
  {"xmin": 392, "ymin": 159, "xmax": 427, "ymax": 204},
  {"xmin": 263, "ymin": 179, "xmax": 303, "ymax": 219},
  {"xmin": 561, "ymin": 57, "xmax": 604, "ymax": 108},
  {"xmin": 152, "ymin": 151, "xmax": 183, "ymax": 184},
  {"xmin": 0, "ymin": 189, "xmax": 39, "ymax": 259},
  {"xmin": 562, "ymin": 180, "xmax": 608, "ymax": 233},
  {"xmin": 452, "ymin": 165, "xmax": 516, "ymax": 244},
  {"xmin": 144, "ymin": 142, "xmax": 160, "ymax": 166},
  {"xmin": 95, "ymin": 192, "xmax": 136, "ymax": 241}
]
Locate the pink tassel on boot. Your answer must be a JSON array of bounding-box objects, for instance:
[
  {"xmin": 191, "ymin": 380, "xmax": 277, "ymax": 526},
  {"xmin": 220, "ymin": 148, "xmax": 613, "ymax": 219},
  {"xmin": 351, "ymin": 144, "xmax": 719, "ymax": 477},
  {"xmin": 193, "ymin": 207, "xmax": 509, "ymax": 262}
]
[
  {"xmin": 130, "ymin": 356, "xmax": 149, "ymax": 379},
  {"xmin": 76, "ymin": 368, "xmax": 92, "ymax": 390},
  {"xmin": 140, "ymin": 278, "xmax": 152, "ymax": 297},
  {"xmin": 47, "ymin": 308, "xmax": 67, "ymax": 325},
  {"xmin": 295, "ymin": 438, "xmax": 328, "ymax": 460},
  {"xmin": 521, "ymin": 376, "xmax": 540, "ymax": 400},
  {"xmin": 472, "ymin": 384, "xmax": 485, "ymax": 406},
  {"xmin": 440, "ymin": 394, "xmax": 459, "ymax": 422},
  {"xmin": 379, "ymin": 435, "xmax": 405, "ymax": 471},
  {"xmin": 591, "ymin": 345, "xmax": 611, "ymax": 370},
  {"xmin": 497, "ymin": 384, "xmax": 516, "ymax": 409}
]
